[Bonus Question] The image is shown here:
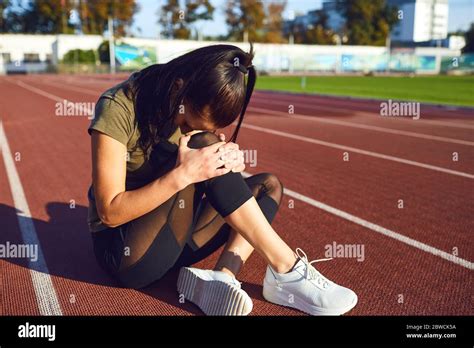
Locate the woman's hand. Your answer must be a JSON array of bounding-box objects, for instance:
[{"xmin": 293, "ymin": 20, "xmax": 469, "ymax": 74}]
[
  {"xmin": 217, "ymin": 133, "xmax": 245, "ymax": 173},
  {"xmin": 175, "ymin": 134, "xmax": 231, "ymax": 185}
]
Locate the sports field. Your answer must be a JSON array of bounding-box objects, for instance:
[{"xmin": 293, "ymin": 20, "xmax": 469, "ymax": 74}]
[
  {"xmin": 0, "ymin": 73, "xmax": 473, "ymax": 316},
  {"xmin": 256, "ymin": 75, "xmax": 474, "ymax": 107}
]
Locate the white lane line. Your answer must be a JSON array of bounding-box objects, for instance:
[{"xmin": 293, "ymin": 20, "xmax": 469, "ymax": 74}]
[
  {"xmin": 242, "ymin": 171, "xmax": 473, "ymax": 270},
  {"xmin": 37, "ymin": 79, "xmax": 101, "ymax": 97},
  {"xmin": 0, "ymin": 121, "xmax": 63, "ymax": 315},
  {"xmin": 14, "ymin": 79, "xmax": 474, "ymax": 180},
  {"xmin": 15, "ymin": 80, "xmax": 71, "ymax": 102},
  {"xmin": 253, "ymin": 95, "xmax": 474, "ymax": 130},
  {"xmin": 407, "ymin": 119, "xmax": 474, "ymax": 130},
  {"xmin": 242, "ymin": 123, "xmax": 474, "ymax": 179},
  {"xmin": 248, "ymin": 106, "xmax": 474, "ymax": 146},
  {"xmin": 14, "ymin": 80, "xmax": 93, "ymax": 115},
  {"xmin": 37, "ymin": 76, "xmax": 122, "ymax": 88}
]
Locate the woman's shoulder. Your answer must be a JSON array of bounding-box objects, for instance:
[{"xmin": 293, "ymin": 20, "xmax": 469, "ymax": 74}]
[
  {"xmin": 99, "ymin": 73, "xmax": 137, "ymax": 113},
  {"xmin": 89, "ymin": 74, "xmax": 138, "ymax": 146}
]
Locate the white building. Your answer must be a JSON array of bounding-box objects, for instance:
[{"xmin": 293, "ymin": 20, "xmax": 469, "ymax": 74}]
[
  {"xmin": 389, "ymin": 0, "xmax": 449, "ymax": 42},
  {"xmin": 320, "ymin": 0, "xmax": 449, "ymax": 43}
]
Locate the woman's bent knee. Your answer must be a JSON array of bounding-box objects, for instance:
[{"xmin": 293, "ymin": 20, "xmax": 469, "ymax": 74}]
[
  {"xmin": 251, "ymin": 173, "xmax": 283, "ymax": 207},
  {"xmin": 188, "ymin": 131, "xmax": 220, "ymax": 149},
  {"xmin": 263, "ymin": 173, "xmax": 284, "ymax": 206}
]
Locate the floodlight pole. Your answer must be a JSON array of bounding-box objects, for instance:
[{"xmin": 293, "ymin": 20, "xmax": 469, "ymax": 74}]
[
  {"xmin": 386, "ymin": 35, "xmax": 391, "ymax": 74},
  {"xmin": 108, "ymin": 16, "xmax": 116, "ymax": 74}
]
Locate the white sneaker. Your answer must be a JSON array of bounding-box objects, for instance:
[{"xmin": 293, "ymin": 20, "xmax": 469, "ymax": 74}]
[
  {"xmin": 177, "ymin": 267, "xmax": 253, "ymax": 316},
  {"xmin": 263, "ymin": 248, "xmax": 358, "ymax": 316}
]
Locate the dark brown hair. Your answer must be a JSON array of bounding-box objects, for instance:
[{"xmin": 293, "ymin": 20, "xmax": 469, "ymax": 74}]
[{"xmin": 126, "ymin": 44, "xmax": 256, "ymax": 154}]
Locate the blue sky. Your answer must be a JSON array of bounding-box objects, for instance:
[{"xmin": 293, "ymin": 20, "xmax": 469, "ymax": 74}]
[{"xmin": 131, "ymin": 0, "xmax": 474, "ymax": 38}]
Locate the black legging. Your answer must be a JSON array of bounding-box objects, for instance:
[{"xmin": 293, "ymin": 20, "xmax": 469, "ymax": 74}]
[{"xmin": 91, "ymin": 131, "xmax": 283, "ymax": 289}]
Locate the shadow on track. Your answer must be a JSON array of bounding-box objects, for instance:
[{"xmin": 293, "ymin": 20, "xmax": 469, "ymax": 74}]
[{"xmin": 0, "ymin": 202, "xmax": 203, "ymax": 315}]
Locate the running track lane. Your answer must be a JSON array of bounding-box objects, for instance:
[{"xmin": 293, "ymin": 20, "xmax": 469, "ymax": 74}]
[
  {"xmin": 7, "ymin": 75, "xmax": 474, "ymax": 262},
  {"xmin": 25, "ymin": 74, "xmax": 474, "ymax": 122},
  {"xmin": 23, "ymin": 74, "xmax": 474, "ymax": 143},
  {"xmin": 7, "ymin": 77, "xmax": 474, "ymax": 266},
  {"xmin": 0, "ymin": 141, "xmax": 41, "ymax": 315},
  {"xmin": 0, "ymin": 75, "xmax": 472, "ymax": 315},
  {"xmin": 18, "ymin": 77, "xmax": 474, "ymax": 175},
  {"xmin": 14, "ymin": 77, "xmax": 474, "ymax": 257}
]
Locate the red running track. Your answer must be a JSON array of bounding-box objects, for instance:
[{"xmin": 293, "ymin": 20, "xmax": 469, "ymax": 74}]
[{"xmin": 0, "ymin": 74, "xmax": 472, "ymax": 316}]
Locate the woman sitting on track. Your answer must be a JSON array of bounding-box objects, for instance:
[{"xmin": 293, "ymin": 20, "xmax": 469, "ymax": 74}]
[{"xmin": 87, "ymin": 44, "xmax": 357, "ymax": 316}]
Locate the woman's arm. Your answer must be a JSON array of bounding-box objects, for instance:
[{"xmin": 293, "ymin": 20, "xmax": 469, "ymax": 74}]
[
  {"xmin": 91, "ymin": 130, "xmax": 187, "ymax": 228},
  {"xmin": 91, "ymin": 130, "xmax": 238, "ymax": 228}
]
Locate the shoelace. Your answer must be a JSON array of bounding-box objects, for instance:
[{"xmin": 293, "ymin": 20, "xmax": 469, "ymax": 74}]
[
  {"xmin": 221, "ymin": 273, "xmax": 242, "ymax": 288},
  {"xmin": 231, "ymin": 278, "xmax": 242, "ymax": 287},
  {"xmin": 295, "ymin": 248, "xmax": 333, "ymax": 289}
]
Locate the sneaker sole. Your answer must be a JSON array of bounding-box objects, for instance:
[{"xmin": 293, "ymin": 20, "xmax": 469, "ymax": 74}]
[
  {"xmin": 177, "ymin": 267, "xmax": 252, "ymax": 316},
  {"xmin": 263, "ymin": 282, "xmax": 358, "ymax": 316}
]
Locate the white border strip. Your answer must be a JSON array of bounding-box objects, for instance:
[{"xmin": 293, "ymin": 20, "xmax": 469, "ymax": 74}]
[
  {"xmin": 0, "ymin": 121, "xmax": 63, "ymax": 315},
  {"xmin": 242, "ymin": 172, "xmax": 473, "ymax": 270}
]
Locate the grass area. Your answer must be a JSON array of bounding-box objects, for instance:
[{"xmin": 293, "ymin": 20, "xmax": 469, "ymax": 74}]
[{"xmin": 255, "ymin": 75, "xmax": 474, "ymax": 107}]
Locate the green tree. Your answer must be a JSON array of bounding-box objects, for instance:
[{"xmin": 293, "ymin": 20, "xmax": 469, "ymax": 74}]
[
  {"xmin": 292, "ymin": 10, "xmax": 336, "ymax": 45},
  {"xmin": 159, "ymin": 0, "xmax": 180, "ymax": 38},
  {"xmin": 98, "ymin": 40, "xmax": 110, "ymax": 63},
  {"xmin": 306, "ymin": 26, "xmax": 336, "ymax": 45},
  {"xmin": 62, "ymin": 49, "xmax": 96, "ymax": 63},
  {"xmin": 262, "ymin": 1, "xmax": 287, "ymax": 43},
  {"xmin": 1, "ymin": 0, "xmax": 137, "ymax": 35},
  {"xmin": 78, "ymin": 0, "xmax": 138, "ymax": 36},
  {"xmin": 159, "ymin": 0, "xmax": 214, "ymax": 39},
  {"xmin": 336, "ymin": 0, "xmax": 398, "ymax": 46},
  {"xmin": 4, "ymin": 0, "xmax": 75, "ymax": 33},
  {"xmin": 0, "ymin": 0, "xmax": 11, "ymax": 32},
  {"xmin": 462, "ymin": 23, "xmax": 474, "ymax": 53},
  {"xmin": 308, "ymin": 10, "xmax": 336, "ymax": 44},
  {"xmin": 225, "ymin": 0, "xmax": 265, "ymax": 42}
]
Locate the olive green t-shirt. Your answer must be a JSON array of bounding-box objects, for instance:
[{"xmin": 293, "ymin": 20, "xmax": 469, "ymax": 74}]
[{"xmin": 87, "ymin": 73, "xmax": 182, "ymax": 232}]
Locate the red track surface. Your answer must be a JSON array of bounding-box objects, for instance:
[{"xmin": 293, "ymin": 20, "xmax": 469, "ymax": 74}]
[{"xmin": 0, "ymin": 74, "xmax": 472, "ymax": 316}]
